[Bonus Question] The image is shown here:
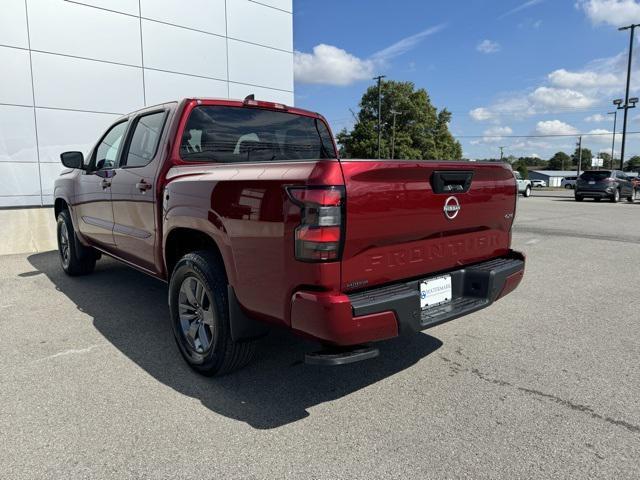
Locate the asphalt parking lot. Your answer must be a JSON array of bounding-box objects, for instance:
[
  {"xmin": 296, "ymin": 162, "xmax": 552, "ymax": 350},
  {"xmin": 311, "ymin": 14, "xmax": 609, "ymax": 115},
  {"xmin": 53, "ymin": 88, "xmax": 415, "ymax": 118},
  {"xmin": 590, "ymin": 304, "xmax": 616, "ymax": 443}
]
[{"xmin": 1, "ymin": 195, "xmax": 639, "ymax": 479}]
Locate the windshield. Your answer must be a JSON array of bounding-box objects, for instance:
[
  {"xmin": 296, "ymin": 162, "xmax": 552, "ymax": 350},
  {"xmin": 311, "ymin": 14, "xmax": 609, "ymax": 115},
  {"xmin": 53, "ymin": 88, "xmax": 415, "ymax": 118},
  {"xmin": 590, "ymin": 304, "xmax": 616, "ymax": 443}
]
[
  {"xmin": 580, "ymin": 171, "xmax": 611, "ymax": 181},
  {"xmin": 180, "ymin": 106, "xmax": 337, "ymax": 163}
]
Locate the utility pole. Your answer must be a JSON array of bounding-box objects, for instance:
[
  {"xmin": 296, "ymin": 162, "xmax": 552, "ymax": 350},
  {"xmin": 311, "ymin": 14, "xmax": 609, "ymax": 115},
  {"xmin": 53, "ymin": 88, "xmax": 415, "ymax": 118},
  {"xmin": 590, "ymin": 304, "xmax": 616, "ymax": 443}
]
[
  {"xmin": 373, "ymin": 75, "xmax": 386, "ymax": 159},
  {"xmin": 577, "ymin": 136, "xmax": 583, "ymax": 177},
  {"xmin": 617, "ymin": 24, "xmax": 640, "ymax": 170},
  {"xmin": 499, "ymin": 146, "xmax": 506, "ymax": 161},
  {"xmin": 608, "ymin": 111, "xmax": 617, "ymax": 167},
  {"xmin": 390, "ymin": 109, "xmax": 402, "ymax": 159}
]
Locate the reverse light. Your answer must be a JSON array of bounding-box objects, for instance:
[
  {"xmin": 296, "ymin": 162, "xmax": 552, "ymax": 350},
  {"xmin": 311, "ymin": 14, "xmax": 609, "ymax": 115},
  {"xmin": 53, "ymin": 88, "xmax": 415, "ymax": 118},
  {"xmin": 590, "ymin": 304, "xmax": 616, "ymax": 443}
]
[{"xmin": 286, "ymin": 186, "xmax": 345, "ymax": 262}]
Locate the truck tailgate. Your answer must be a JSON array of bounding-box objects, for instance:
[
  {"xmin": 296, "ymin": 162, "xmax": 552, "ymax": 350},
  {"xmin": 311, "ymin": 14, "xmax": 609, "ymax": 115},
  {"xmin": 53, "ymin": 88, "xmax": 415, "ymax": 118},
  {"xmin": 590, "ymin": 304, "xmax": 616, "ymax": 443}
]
[{"xmin": 339, "ymin": 160, "xmax": 517, "ymax": 291}]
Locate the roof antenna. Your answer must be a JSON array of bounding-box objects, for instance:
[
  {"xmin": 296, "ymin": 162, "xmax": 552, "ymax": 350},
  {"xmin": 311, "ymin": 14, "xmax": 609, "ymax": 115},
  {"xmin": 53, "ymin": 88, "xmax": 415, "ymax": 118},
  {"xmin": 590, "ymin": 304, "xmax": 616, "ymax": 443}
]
[{"xmin": 244, "ymin": 94, "xmax": 255, "ymax": 102}]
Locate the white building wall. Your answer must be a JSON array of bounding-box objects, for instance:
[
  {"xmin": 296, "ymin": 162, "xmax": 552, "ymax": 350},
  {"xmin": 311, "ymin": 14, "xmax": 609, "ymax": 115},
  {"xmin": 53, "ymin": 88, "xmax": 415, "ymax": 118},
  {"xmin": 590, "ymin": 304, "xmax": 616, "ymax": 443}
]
[{"xmin": 0, "ymin": 0, "xmax": 294, "ymax": 207}]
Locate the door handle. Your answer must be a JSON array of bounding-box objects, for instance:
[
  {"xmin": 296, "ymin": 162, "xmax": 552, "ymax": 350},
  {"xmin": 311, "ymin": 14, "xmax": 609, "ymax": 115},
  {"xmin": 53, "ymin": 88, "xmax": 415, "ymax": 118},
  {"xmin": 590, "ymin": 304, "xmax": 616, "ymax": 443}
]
[
  {"xmin": 100, "ymin": 179, "xmax": 111, "ymax": 189},
  {"xmin": 136, "ymin": 180, "xmax": 152, "ymax": 192}
]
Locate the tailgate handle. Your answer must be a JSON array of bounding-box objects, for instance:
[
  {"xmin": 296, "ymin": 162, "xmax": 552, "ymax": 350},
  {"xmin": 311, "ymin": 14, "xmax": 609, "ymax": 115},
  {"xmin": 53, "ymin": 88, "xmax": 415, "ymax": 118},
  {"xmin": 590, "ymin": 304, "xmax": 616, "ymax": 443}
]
[{"xmin": 430, "ymin": 171, "xmax": 474, "ymax": 194}]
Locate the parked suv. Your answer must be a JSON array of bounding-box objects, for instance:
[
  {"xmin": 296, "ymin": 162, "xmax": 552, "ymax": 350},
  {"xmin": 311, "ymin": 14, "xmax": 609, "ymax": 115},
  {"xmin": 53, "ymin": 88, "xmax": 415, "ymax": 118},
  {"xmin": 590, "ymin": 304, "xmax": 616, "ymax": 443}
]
[
  {"xmin": 561, "ymin": 176, "xmax": 577, "ymax": 189},
  {"xmin": 575, "ymin": 170, "xmax": 635, "ymax": 203},
  {"xmin": 53, "ymin": 97, "xmax": 525, "ymax": 375}
]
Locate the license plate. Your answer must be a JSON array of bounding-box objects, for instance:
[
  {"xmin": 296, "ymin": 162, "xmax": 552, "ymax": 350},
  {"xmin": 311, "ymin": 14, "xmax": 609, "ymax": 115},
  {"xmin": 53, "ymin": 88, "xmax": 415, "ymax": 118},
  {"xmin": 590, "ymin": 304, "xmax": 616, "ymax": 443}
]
[
  {"xmin": 589, "ymin": 181, "xmax": 595, "ymax": 185},
  {"xmin": 420, "ymin": 275, "xmax": 452, "ymax": 309}
]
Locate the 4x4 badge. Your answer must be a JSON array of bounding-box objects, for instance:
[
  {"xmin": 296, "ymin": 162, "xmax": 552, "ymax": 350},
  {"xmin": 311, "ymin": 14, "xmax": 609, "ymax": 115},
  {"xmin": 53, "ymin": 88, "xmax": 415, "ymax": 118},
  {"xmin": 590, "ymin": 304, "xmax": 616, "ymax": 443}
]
[{"xmin": 443, "ymin": 196, "xmax": 461, "ymax": 220}]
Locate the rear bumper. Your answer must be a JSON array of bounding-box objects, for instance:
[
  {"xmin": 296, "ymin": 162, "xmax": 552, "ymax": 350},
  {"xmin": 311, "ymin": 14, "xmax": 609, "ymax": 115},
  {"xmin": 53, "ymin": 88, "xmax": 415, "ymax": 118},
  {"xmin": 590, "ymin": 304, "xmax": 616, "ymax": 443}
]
[
  {"xmin": 575, "ymin": 189, "xmax": 611, "ymax": 198},
  {"xmin": 290, "ymin": 251, "xmax": 525, "ymax": 346}
]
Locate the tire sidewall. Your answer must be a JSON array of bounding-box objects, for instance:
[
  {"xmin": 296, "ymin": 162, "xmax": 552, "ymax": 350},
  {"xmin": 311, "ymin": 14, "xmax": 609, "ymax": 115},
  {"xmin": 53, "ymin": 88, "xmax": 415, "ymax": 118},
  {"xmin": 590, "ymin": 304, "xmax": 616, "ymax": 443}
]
[
  {"xmin": 57, "ymin": 210, "xmax": 77, "ymax": 274},
  {"xmin": 168, "ymin": 255, "xmax": 228, "ymax": 372}
]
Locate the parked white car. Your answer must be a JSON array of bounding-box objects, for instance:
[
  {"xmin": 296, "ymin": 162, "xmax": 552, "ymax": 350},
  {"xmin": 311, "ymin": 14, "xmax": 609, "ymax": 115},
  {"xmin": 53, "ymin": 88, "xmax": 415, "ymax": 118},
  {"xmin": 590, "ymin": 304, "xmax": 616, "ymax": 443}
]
[
  {"xmin": 514, "ymin": 172, "xmax": 532, "ymax": 197},
  {"xmin": 561, "ymin": 176, "xmax": 577, "ymax": 189},
  {"xmin": 531, "ymin": 179, "xmax": 547, "ymax": 188}
]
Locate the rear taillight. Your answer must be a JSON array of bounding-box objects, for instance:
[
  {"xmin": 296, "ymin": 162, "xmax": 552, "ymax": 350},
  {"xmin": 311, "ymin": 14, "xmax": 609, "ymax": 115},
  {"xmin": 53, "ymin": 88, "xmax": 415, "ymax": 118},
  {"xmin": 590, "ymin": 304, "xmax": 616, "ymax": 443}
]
[{"xmin": 286, "ymin": 186, "xmax": 344, "ymax": 262}]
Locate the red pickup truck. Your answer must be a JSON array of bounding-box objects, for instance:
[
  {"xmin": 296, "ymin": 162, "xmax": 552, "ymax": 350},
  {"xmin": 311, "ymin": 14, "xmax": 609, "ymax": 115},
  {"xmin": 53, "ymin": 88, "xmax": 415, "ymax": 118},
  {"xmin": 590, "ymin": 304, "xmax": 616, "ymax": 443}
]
[{"xmin": 54, "ymin": 97, "xmax": 525, "ymax": 376}]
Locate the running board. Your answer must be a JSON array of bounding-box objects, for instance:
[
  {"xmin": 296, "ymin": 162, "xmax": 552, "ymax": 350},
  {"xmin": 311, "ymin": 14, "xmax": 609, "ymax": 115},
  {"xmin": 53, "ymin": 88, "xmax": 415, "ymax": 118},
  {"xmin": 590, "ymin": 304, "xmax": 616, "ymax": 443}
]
[{"xmin": 305, "ymin": 345, "xmax": 379, "ymax": 366}]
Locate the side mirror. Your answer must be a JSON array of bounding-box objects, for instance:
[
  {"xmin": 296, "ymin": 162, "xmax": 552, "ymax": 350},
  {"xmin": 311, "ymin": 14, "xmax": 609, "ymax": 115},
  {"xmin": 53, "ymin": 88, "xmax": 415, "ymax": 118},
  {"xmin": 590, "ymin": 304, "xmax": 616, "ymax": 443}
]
[{"xmin": 60, "ymin": 151, "xmax": 84, "ymax": 169}]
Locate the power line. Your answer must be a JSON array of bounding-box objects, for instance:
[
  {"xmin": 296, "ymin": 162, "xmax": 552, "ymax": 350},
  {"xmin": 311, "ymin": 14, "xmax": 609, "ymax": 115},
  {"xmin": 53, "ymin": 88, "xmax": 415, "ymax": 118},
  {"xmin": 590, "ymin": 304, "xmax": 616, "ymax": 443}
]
[{"xmin": 454, "ymin": 131, "xmax": 640, "ymax": 139}]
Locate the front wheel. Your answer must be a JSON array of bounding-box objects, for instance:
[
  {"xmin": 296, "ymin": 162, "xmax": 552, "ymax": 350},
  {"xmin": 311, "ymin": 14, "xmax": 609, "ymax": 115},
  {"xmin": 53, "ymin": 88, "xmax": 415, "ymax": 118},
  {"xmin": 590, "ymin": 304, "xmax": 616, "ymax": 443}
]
[
  {"xmin": 523, "ymin": 186, "xmax": 531, "ymax": 198},
  {"xmin": 168, "ymin": 251, "xmax": 256, "ymax": 376},
  {"xmin": 57, "ymin": 210, "xmax": 97, "ymax": 276}
]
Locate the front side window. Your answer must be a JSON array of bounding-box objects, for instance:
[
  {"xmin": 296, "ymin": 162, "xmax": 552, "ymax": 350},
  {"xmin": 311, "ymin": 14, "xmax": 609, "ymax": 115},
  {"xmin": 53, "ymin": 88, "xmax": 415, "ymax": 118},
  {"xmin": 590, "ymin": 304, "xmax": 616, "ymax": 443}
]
[
  {"xmin": 180, "ymin": 106, "xmax": 337, "ymax": 163},
  {"xmin": 123, "ymin": 111, "xmax": 166, "ymax": 168},
  {"xmin": 95, "ymin": 120, "xmax": 129, "ymax": 170}
]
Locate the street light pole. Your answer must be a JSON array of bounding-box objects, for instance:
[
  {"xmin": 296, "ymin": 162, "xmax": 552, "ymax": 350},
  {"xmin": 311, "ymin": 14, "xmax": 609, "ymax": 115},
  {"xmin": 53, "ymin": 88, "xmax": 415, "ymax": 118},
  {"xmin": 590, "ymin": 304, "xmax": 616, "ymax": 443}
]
[
  {"xmin": 390, "ymin": 109, "xmax": 402, "ymax": 159},
  {"xmin": 577, "ymin": 136, "xmax": 583, "ymax": 177},
  {"xmin": 373, "ymin": 75, "xmax": 386, "ymax": 159},
  {"xmin": 618, "ymin": 24, "xmax": 640, "ymax": 170},
  {"xmin": 608, "ymin": 111, "xmax": 617, "ymax": 166},
  {"xmin": 499, "ymin": 146, "xmax": 505, "ymax": 161}
]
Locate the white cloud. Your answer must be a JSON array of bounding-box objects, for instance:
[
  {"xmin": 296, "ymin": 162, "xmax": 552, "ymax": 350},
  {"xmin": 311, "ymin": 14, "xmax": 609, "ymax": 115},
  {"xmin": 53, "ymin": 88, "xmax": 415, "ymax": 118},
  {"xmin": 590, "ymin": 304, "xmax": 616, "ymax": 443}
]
[
  {"xmin": 484, "ymin": 126, "xmax": 513, "ymax": 136},
  {"xmin": 294, "ymin": 45, "xmax": 374, "ymax": 86},
  {"xmin": 469, "ymin": 107, "xmax": 494, "ymax": 121},
  {"xmin": 588, "ymin": 128, "xmax": 616, "ymax": 144},
  {"xmin": 536, "ymin": 120, "xmax": 579, "ymax": 135},
  {"xmin": 548, "ymin": 68, "xmax": 620, "ymax": 89},
  {"xmin": 477, "ymin": 40, "xmax": 501, "ymax": 54},
  {"xmin": 499, "ymin": 0, "xmax": 545, "ymax": 19},
  {"xmin": 371, "ymin": 24, "xmax": 447, "ymax": 61},
  {"xmin": 295, "ymin": 25, "xmax": 446, "ymax": 86},
  {"xmin": 585, "ymin": 113, "xmax": 608, "ymax": 122},
  {"xmin": 577, "ymin": 0, "xmax": 640, "ymax": 27},
  {"xmin": 529, "ymin": 87, "xmax": 596, "ymax": 108}
]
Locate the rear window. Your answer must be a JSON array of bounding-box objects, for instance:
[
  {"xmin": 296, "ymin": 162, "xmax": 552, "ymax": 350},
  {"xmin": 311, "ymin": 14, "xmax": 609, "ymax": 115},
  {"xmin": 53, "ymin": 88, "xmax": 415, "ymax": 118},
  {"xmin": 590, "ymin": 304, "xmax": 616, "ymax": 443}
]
[
  {"xmin": 580, "ymin": 171, "xmax": 611, "ymax": 181},
  {"xmin": 180, "ymin": 106, "xmax": 336, "ymax": 163}
]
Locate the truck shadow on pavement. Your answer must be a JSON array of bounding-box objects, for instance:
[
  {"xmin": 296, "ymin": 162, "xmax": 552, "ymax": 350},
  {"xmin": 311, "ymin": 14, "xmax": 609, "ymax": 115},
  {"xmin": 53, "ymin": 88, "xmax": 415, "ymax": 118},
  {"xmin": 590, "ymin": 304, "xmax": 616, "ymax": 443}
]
[{"xmin": 28, "ymin": 251, "xmax": 442, "ymax": 430}]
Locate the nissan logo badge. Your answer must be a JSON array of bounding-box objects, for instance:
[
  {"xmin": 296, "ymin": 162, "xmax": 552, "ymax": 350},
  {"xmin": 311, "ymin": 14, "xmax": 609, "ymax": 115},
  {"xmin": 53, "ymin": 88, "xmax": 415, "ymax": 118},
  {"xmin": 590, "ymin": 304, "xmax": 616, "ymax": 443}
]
[{"xmin": 443, "ymin": 196, "xmax": 461, "ymax": 220}]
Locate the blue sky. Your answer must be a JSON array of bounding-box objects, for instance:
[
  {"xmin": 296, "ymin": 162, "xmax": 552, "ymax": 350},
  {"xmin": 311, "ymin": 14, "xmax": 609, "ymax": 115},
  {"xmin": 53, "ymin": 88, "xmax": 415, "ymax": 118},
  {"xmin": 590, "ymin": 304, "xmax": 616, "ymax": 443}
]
[{"xmin": 292, "ymin": 0, "xmax": 640, "ymax": 160}]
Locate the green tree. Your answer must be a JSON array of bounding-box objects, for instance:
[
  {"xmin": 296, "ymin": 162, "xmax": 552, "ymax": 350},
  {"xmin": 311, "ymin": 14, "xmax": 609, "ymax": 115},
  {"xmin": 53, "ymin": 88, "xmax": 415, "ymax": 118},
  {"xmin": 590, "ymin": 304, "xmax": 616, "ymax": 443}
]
[
  {"xmin": 336, "ymin": 80, "xmax": 462, "ymax": 160},
  {"xmin": 572, "ymin": 147, "xmax": 592, "ymax": 170},
  {"xmin": 625, "ymin": 155, "xmax": 640, "ymax": 171},
  {"xmin": 516, "ymin": 163, "xmax": 529, "ymax": 179},
  {"xmin": 548, "ymin": 151, "xmax": 570, "ymax": 170}
]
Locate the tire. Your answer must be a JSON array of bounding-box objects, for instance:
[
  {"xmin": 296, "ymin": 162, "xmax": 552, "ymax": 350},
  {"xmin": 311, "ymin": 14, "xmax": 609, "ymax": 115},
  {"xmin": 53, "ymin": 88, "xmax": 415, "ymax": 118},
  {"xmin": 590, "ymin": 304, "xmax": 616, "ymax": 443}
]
[
  {"xmin": 56, "ymin": 209, "xmax": 97, "ymax": 276},
  {"xmin": 575, "ymin": 195, "xmax": 583, "ymax": 202},
  {"xmin": 168, "ymin": 250, "xmax": 256, "ymax": 376},
  {"xmin": 611, "ymin": 189, "xmax": 620, "ymax": 203},
  {"xmin": 564, "ymin": 184, "xmax": 571, "ymax": 189},
  {"xmin": 523, "ymin": 186, "xmax": 531, "ymax": 198},
  {"xmin": 594, "ymin": 197, "xmax": 601, "ymax": 202}
]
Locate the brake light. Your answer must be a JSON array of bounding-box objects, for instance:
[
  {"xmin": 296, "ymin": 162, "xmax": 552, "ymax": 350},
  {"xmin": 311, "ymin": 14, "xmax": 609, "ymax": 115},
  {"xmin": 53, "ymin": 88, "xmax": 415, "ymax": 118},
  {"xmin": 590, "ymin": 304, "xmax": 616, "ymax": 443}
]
[
  {"xmin": 286, "ymin": 186, "xmax": 344, "ymax": 262},
  {"xmin": 243, "ymin": 98, "xmax": 288, "ymax": 110}
]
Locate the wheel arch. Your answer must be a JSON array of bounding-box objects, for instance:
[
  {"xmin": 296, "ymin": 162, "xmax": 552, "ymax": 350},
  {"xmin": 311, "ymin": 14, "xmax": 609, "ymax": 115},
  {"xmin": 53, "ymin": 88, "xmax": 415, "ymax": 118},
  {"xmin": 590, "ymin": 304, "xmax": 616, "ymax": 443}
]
[
  {"xmin": 164, "ymin": 227, "xmax": 227, "ymax": 280},
  {"xmin": 54, "ymin": 197, "xmax": 68, "ymax": 218}
]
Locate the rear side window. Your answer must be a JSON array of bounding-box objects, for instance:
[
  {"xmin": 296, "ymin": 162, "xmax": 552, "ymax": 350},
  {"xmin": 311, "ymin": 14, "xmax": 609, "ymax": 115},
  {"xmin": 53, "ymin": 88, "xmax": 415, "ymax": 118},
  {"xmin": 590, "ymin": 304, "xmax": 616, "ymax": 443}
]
[
  {"xmin": 123, "ymin": 111, "xmax": 166, "ymax": 168},
  {"xmin": 180, "ymin": 106, "xmax": 336, "ymax": 163},
  {"xmin": 580, "ymin": 171, "xmax": 611, "ymax": 181}
]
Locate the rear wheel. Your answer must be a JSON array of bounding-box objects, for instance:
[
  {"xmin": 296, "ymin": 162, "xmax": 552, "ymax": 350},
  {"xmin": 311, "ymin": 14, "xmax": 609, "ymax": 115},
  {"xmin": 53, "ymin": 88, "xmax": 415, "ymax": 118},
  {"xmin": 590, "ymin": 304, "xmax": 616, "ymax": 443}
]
[
  {"xmin": 523, "ymin": 186, "xmax": 531, "ymax": 198},
  {"xmin": 168, "ymin": 251, "xmax": 256, "ymax": 376},
  {"xmin": 611, "ymin": 189, "xmax": 620, "ymax": 203},
  {"xmin": 56, "ymin": 209, "xmax": 97, "ymax": 276},
  {"xmin": 594, "ymin": 197, "xmax": 601, "ymax": 202},
  {"xmin": 575, "ymin": 195, "xmax": 584, "ymax": 202}
]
